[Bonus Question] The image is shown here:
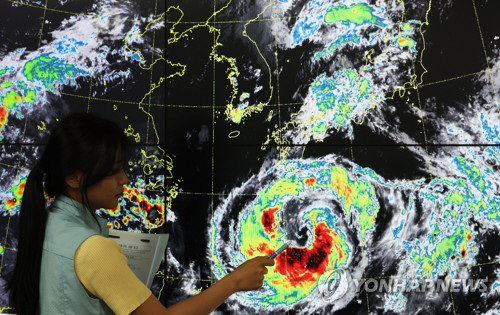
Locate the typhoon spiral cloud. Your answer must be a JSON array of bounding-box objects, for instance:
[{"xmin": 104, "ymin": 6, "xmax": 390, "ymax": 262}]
[
  {"xmin": 207, "ymin": 150, "xmax": 498, "ymax": 313},
  {"xmin": 209, "ymin": 158, "xmax": 374, "ymax": 312}
]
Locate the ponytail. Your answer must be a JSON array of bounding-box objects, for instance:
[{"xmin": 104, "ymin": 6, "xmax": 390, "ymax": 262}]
[{"xmin": 7, "ymin": 163, "xmax": 48, "ymax": 315}]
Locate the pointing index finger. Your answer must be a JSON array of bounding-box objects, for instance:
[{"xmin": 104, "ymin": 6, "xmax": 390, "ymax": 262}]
[{"xmin": 263, "ymin": 258, "xmax": 275, "ymax": 266}]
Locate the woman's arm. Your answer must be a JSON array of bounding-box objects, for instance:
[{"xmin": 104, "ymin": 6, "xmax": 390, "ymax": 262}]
[{"xmin": 131, "ymin": 256, "xmax": 274, "ymax": 315}]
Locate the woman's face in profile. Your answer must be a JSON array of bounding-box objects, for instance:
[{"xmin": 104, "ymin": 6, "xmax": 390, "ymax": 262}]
[{"xmin": 86, "ymin": 159, "xmax": 128, "ymax": 210}]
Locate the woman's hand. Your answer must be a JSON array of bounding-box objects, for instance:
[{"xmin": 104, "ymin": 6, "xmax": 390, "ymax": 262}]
[
  {"xmin": 229, "ymin": 256, "xmax": 275, "ymax": 292},
  {"xmin": 139, "ymin": 256, "xmax": 276, "ymax": 315}
]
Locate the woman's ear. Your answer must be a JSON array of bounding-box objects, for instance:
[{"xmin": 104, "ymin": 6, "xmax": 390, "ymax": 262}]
[{"xmin": 64, "ymin": 171, "xmax": 84, "ymax": 190}]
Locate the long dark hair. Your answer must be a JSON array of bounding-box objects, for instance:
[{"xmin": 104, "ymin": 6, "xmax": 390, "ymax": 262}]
[{"xmin": 6, "ymin": 112, "xmax": 130, "ymax": 315}]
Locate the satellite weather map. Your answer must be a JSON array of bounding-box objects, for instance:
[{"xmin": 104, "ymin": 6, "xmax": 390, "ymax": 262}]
[{"xmin": 1, "ymin": 0, "xmax": 499, "ymax": 314}]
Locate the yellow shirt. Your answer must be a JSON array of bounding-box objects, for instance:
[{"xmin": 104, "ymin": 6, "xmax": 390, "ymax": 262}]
[{"xmin": 74, "ymin": 235, "xmax": 152, "ymax": 315}]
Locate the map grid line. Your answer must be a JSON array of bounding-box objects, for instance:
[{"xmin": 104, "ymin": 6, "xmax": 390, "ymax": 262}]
[
  {"xmin": 211, "ymin": 0, "xmax": 216, "ymax": 292},
  {"xmin": 163, "ymin": 65, "xmax": 500, "ymax": 108},
  {"xmin": 146, "ymin": 0, "xmax": 159, "ymax": 146},
  {"xmin": 471, "ymin": 0, "xmax": 499, "ymax": 106}
]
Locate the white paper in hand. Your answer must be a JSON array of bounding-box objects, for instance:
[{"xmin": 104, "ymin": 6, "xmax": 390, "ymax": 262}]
[{"xmin": 108, "ymin": 229, "xmax": 169, "ymax": 288}]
